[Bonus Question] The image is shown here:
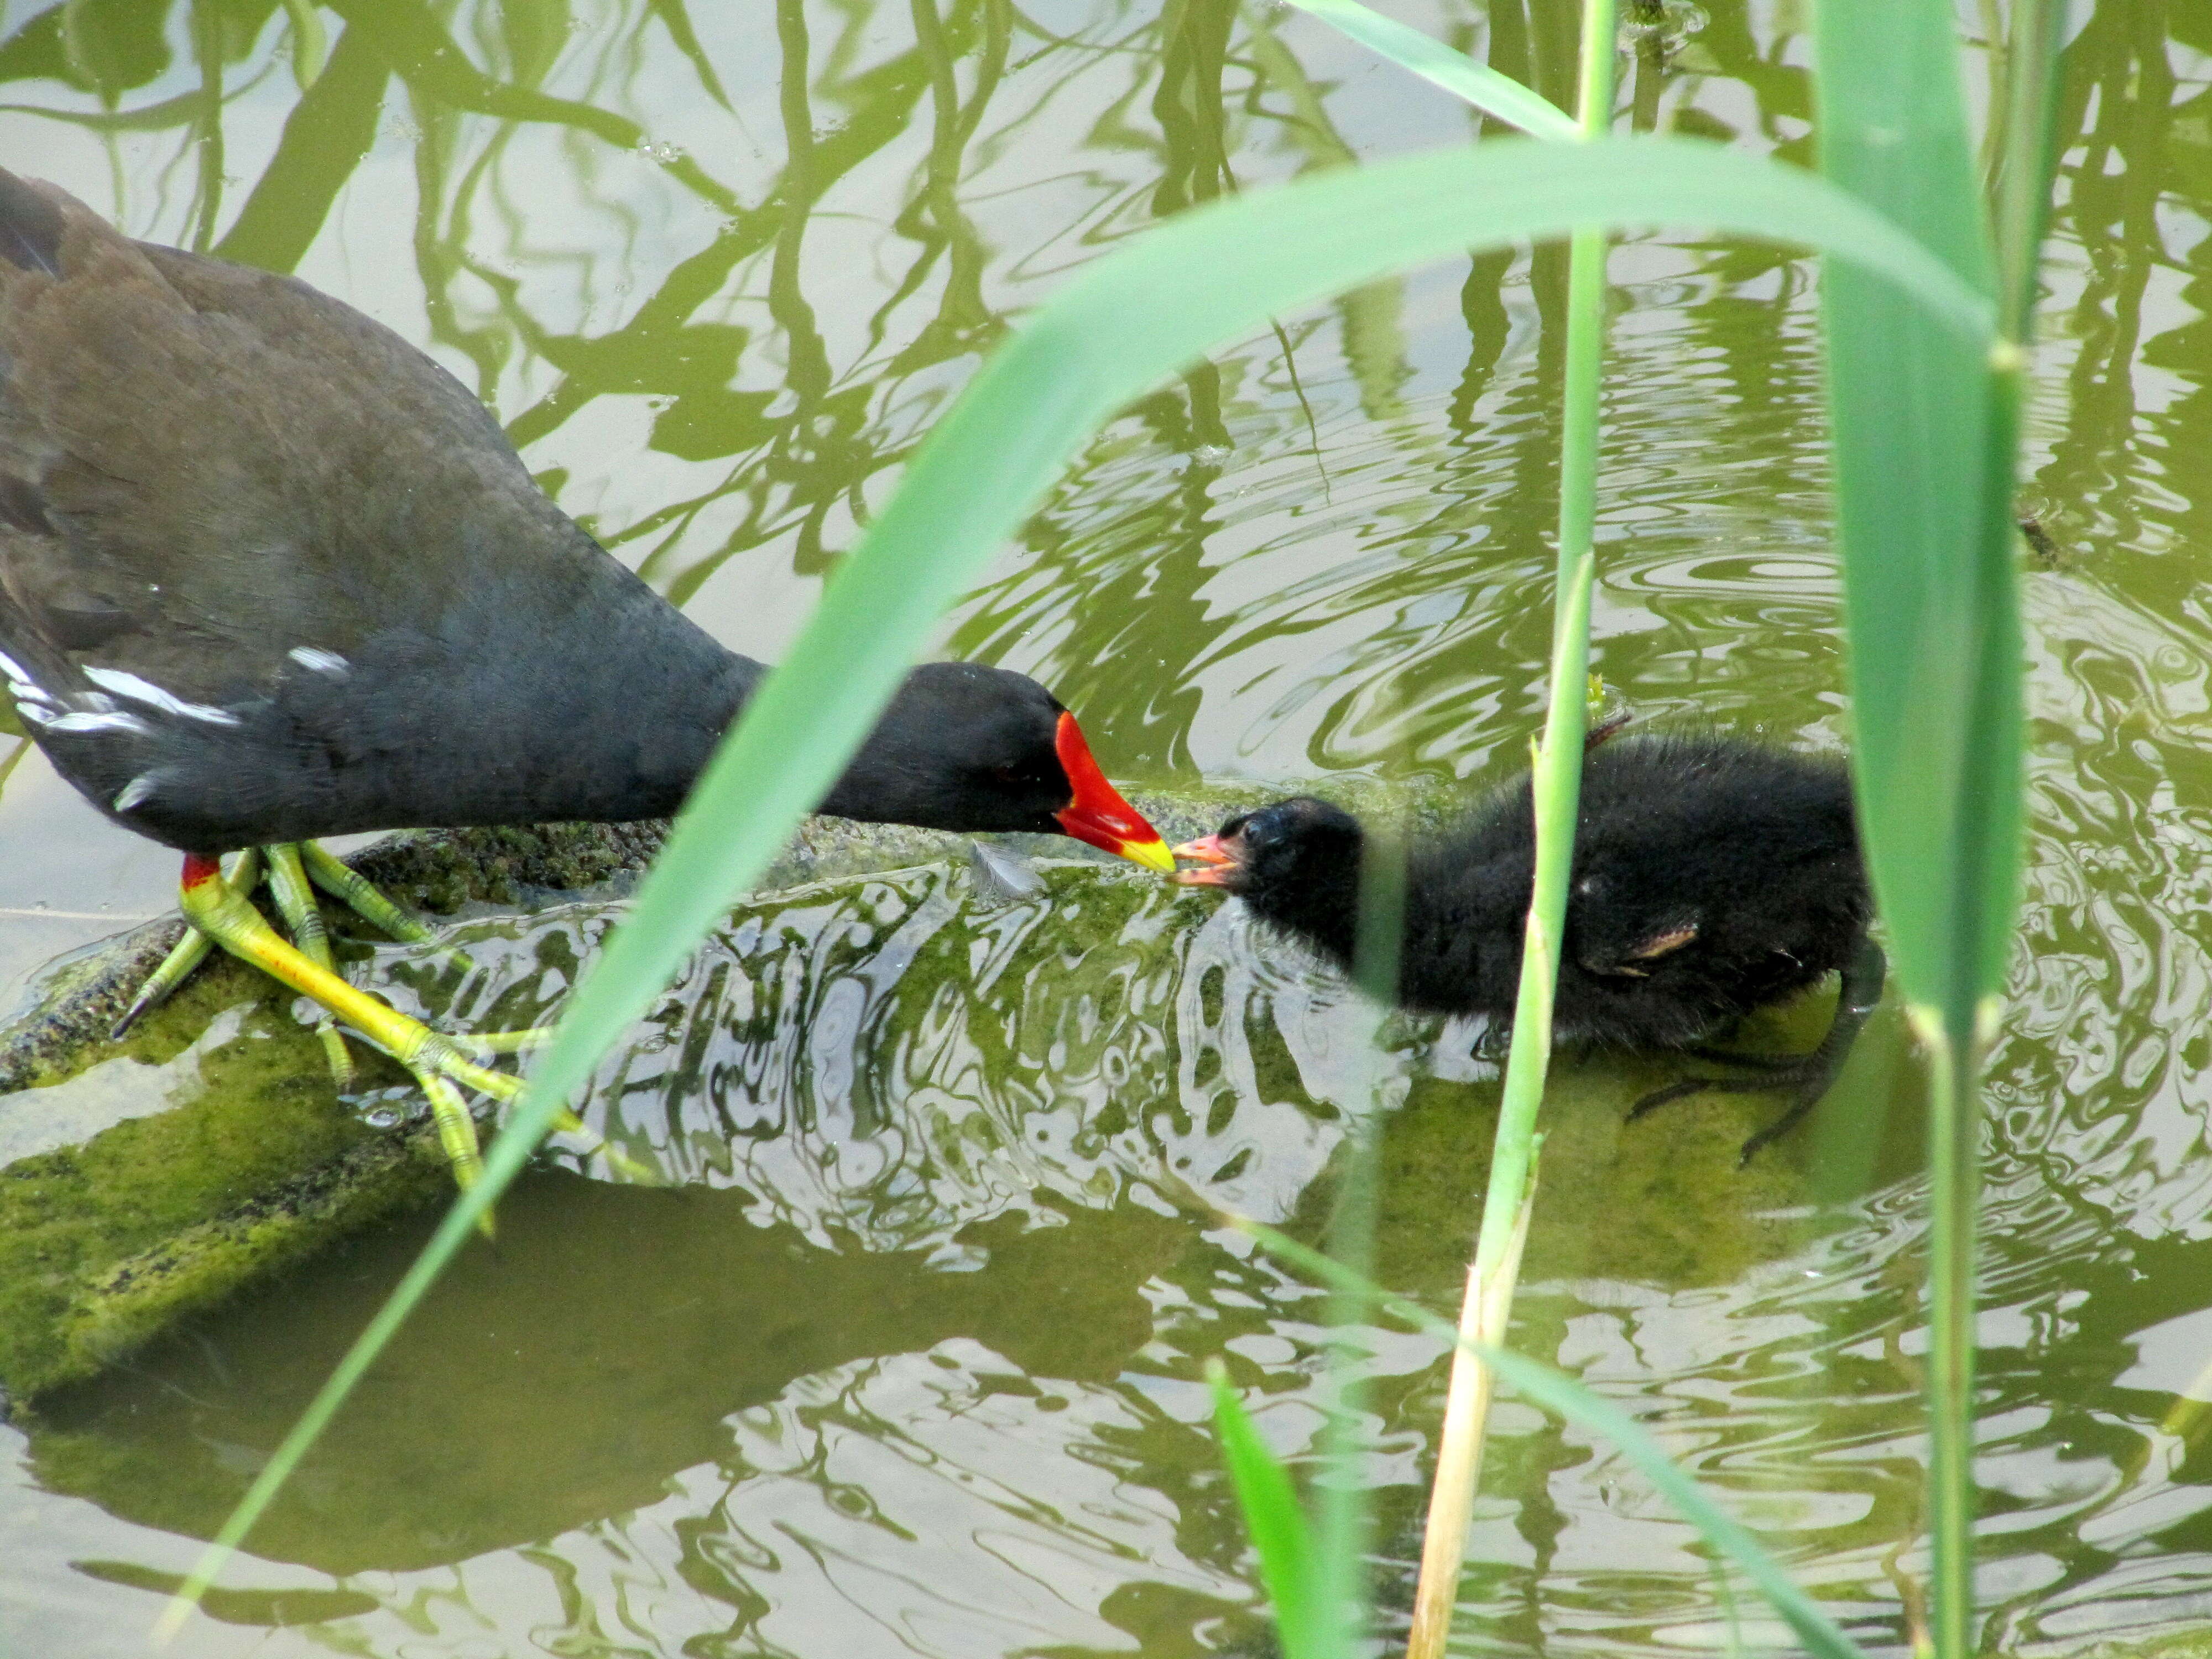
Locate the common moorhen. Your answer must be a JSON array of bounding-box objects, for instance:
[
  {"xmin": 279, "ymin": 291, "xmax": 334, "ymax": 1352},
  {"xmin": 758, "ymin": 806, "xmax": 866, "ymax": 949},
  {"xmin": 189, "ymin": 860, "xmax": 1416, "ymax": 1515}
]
[
  {"xmin": 0, "ymin": 169, "xmax": 1173, "ymax": 1190},
  {"xmin": 1173, "ymin": 732, "xmax": 1883, "ymax": 1162}
]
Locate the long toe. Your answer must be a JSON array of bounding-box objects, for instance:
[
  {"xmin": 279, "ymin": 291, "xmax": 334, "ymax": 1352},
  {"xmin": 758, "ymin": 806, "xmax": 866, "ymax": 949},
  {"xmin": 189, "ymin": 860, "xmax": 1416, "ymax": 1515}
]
[
  {"xmin": 300, "ymin": 843, "xmax": 478, "ymax": 982},
  {"xmin": 398, "ymin": 1030, "xmax": 523, "ymax": 1105},
  {"xmin": 1627, "ymin": 1074, "xmax": 1721, "ymax": 1123},
  {"xmin": 1627, "ymin": 1062, "xmax": 1829, "ymax": 1127},
  {"xmin": 1736, "ymin": 1066, "xmax": 1842, "ymax": 1167},
  {"xmin": 451, "ymin": 1028, "xmax": 556, "ymax": 1057},
  {"xmin": 299, "ymin": 841, "xmax": 444, "ymax": 949},
  {"xmin": 549, "ymin": 1108, "xmax": 658, "ymax": 1185},
  {"xmin": 113, "ymin": 849, "xmax": 264, "ymax": 1037},
  {"xmin": 1627, "ymin": 1058, "xmax": 1841, "ymax": 1165},
  {"xmin": 1686, "ymin": 1045, "xmax": 1819, "ymax": 1072},
  {"xmin": 264, "ymin": 843, "xmax": 358, "ymax": 1087},
  {"xmin": 418, "ymin": 1073, "xmax": 494, "ymax": 1239},
  {"xmin": 114, "ymin": 925, "xmax": 214, "ymax": 1037},
  {"xmin": 315, "ymin": 1022, "xmax": 357, "ymax": 1091}
]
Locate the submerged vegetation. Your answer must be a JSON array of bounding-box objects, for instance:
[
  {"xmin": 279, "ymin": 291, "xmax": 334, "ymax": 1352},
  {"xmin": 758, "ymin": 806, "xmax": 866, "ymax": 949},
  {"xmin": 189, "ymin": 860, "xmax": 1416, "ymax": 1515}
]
[{"xmin": 4, "ymin": 2, "xmax": 2212, "ymax": 1656}]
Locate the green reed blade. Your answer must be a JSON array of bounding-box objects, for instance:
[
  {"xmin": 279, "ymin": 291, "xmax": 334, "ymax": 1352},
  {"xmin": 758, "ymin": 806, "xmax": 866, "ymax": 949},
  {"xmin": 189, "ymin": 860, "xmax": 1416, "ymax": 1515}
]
[
  {"xmin": 1303, "ymin": 793, "xmax": 1407, "ymax": 1650},
  {"xmin": 1208, "ymin": 1360, "xmax": 1339, "ymax": 1659},
  {"xmin": 1486, "ymin": 1344, "xmax": 1867, "ymax": 1659},
  {"xmin": 1234, "ymin": 1219, "xmax": 1873, "ymax": 1659},
  {"xmin": 1282, "ymin": 0, "xmax": 1578, "ymax": 140},
  {"xmin": 1814, "ymin": 0, "xmax": 2006, "ymax": 1037},
  {"xmin": 1813, "ymin": 3, "xmax": 2043, "ymax": 1655},
  {"xmin": 166, "ymin": 134, "xmax": 1991, "ymax": 1634}
]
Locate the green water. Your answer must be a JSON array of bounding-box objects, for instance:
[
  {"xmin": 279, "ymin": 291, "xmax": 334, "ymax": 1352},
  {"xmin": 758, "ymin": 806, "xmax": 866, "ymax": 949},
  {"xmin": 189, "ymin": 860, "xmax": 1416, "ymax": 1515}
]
[{"xmin": 0, "ymin": 0, "xmax": 2208, "ymax": 1653}]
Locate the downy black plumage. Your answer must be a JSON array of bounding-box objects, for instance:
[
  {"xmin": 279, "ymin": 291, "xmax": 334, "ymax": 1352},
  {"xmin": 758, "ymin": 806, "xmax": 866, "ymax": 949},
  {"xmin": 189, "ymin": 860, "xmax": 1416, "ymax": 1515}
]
[{"xmin": 1174, "ymin": 732, "xmax": 1884, "ymax": 1162}]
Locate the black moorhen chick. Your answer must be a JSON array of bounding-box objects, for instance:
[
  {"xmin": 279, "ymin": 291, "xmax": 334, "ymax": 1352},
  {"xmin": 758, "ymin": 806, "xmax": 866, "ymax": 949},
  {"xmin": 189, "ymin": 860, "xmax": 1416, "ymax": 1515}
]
[
  {"xmin": 1173, "ymin": 732, "xmax": 1884, "ymax": 1162},
  {"xmin": 0, "ymin": 169, "xmax": 1172, "ymax": 1191}
]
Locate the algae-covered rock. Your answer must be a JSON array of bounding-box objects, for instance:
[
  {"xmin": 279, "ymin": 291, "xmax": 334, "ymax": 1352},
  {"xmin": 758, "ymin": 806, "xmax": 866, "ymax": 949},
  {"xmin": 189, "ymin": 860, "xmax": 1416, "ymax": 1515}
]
[{"xmin": 0, "ymin": 1006, "xmax": 452, "ymax": 1404}]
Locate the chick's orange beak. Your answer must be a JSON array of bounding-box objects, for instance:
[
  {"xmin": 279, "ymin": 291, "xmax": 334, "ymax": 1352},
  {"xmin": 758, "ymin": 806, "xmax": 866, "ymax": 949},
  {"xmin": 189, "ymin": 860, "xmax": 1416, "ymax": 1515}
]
[
  {"xmin": 1053, "ymin": 712, "xmax": 1175, "ymax": 873},
  {"xmin": 1171, "ymin": 832, "xmax": 1239, "ymax": 886}
]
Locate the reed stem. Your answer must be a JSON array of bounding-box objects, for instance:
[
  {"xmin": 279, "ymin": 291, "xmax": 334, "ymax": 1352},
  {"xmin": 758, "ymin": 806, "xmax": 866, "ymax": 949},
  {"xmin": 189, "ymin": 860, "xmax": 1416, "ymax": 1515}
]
[
  {"xmin": 1922, "ymin": 1019, "xmax": 1979, "ymax": 1659},
  {"xmin": 1404, "ymin": 5, "xmax": 1614, "ymax": 1654}
]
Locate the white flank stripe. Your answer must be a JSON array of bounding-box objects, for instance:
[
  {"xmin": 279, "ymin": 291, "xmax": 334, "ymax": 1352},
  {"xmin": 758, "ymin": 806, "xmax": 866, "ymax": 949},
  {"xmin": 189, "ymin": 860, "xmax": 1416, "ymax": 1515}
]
[
  {"xmin": 112, "ymin": 772, "xmax": 160, "ymax": 812},
  {"xmin": 0, "ymin": 649, "xmax": 49, "ymax": 703},
  {"xmin": 81, "ymin": 666, "xmax": 243, "ymax": 726},
  {"xmin": 46, "ymin": 710, "xmax": 154, "ymax": 735},
  {"xmin": 288, "ymin": 646, "xmax": 351, "ymax": 677}
]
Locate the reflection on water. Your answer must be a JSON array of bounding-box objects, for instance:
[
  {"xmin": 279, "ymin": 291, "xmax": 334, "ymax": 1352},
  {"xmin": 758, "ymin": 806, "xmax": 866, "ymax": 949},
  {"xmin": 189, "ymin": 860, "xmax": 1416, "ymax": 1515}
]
[{"xmin": 6, "ymin": 0, "xmax": 2212, "ymax": 1654}]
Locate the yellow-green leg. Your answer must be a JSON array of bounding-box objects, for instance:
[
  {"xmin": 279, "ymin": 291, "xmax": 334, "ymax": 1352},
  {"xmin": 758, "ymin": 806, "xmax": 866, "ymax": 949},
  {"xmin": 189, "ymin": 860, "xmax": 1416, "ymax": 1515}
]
[
  {"xmin": 296, "ymin": 841, "xmax": 550, "ymax": 1047},
  {"xmin": 175, "ymin": 854, "xmax": 638, "ymax": 1220},
  {"xmin": 265, "ymin": 843, "xmax": 356, "ymax": 1089},
  {"xmin": 180, "ymin": 855, "xmax": 525, "ymax": 1233}
]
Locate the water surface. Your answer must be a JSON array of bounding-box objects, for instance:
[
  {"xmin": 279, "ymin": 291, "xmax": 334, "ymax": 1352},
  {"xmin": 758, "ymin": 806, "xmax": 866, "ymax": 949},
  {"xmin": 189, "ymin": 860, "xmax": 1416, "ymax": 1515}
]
[{"xmin": 3, "ymin": 1, "xmax": 2211, "ymax": 1654}]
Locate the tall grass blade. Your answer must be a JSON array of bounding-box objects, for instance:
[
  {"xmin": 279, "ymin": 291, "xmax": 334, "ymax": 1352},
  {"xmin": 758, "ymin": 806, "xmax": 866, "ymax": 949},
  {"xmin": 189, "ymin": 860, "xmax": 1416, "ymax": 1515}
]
[
  {"xmin": 1208, "ymin": 1360, "xmax": 1339, "ymax": 1659},
  {"xmin": 167, "ymin": 134, "xmax": 1988, "ymax": 1633},
  {"xmin": 1482, "ymin": 1345, "xmax": 1867, "ymax": 1659},
  {"xmin": 1235, "ymin": 1219, "xmax": 1874, "ymax": 1659},
  {"xmin": 1813, "ymin": 3, "xmax": 2032, "ymax": 1653},
  {"xmin": 1282, "ymin": 0, "xmax": 1578, "ymax": 140},
  {"xmin": 1992, "ymin": 0, "xmax": 2065, "ymax": 343},
  {"xmin": 1308, "ymin": 1117, "xmax": 1377, "ymax": 1655},
  {"xmin": 1303, "ymin": 817, "xmax": 1407, "ymax": 1651}
]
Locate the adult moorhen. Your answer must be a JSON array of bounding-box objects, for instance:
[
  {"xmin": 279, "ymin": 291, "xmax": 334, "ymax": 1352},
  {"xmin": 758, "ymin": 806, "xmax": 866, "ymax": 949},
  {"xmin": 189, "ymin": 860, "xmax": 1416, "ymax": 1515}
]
[
  {"xmin": 0, "ymin": 169, "xmax": 1173, "ymax": 1190},
  {"xmin": 1173, "ymin": 732, "xmax": 1883, "ymax": 1162}
]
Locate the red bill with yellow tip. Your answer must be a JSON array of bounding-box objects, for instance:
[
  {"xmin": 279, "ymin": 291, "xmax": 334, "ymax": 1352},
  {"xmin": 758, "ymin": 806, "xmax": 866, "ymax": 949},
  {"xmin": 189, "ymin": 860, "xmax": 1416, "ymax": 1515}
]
[{"xmin": 1053, "ymin": 711, "xmax": 1176, "ymax": 873}]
